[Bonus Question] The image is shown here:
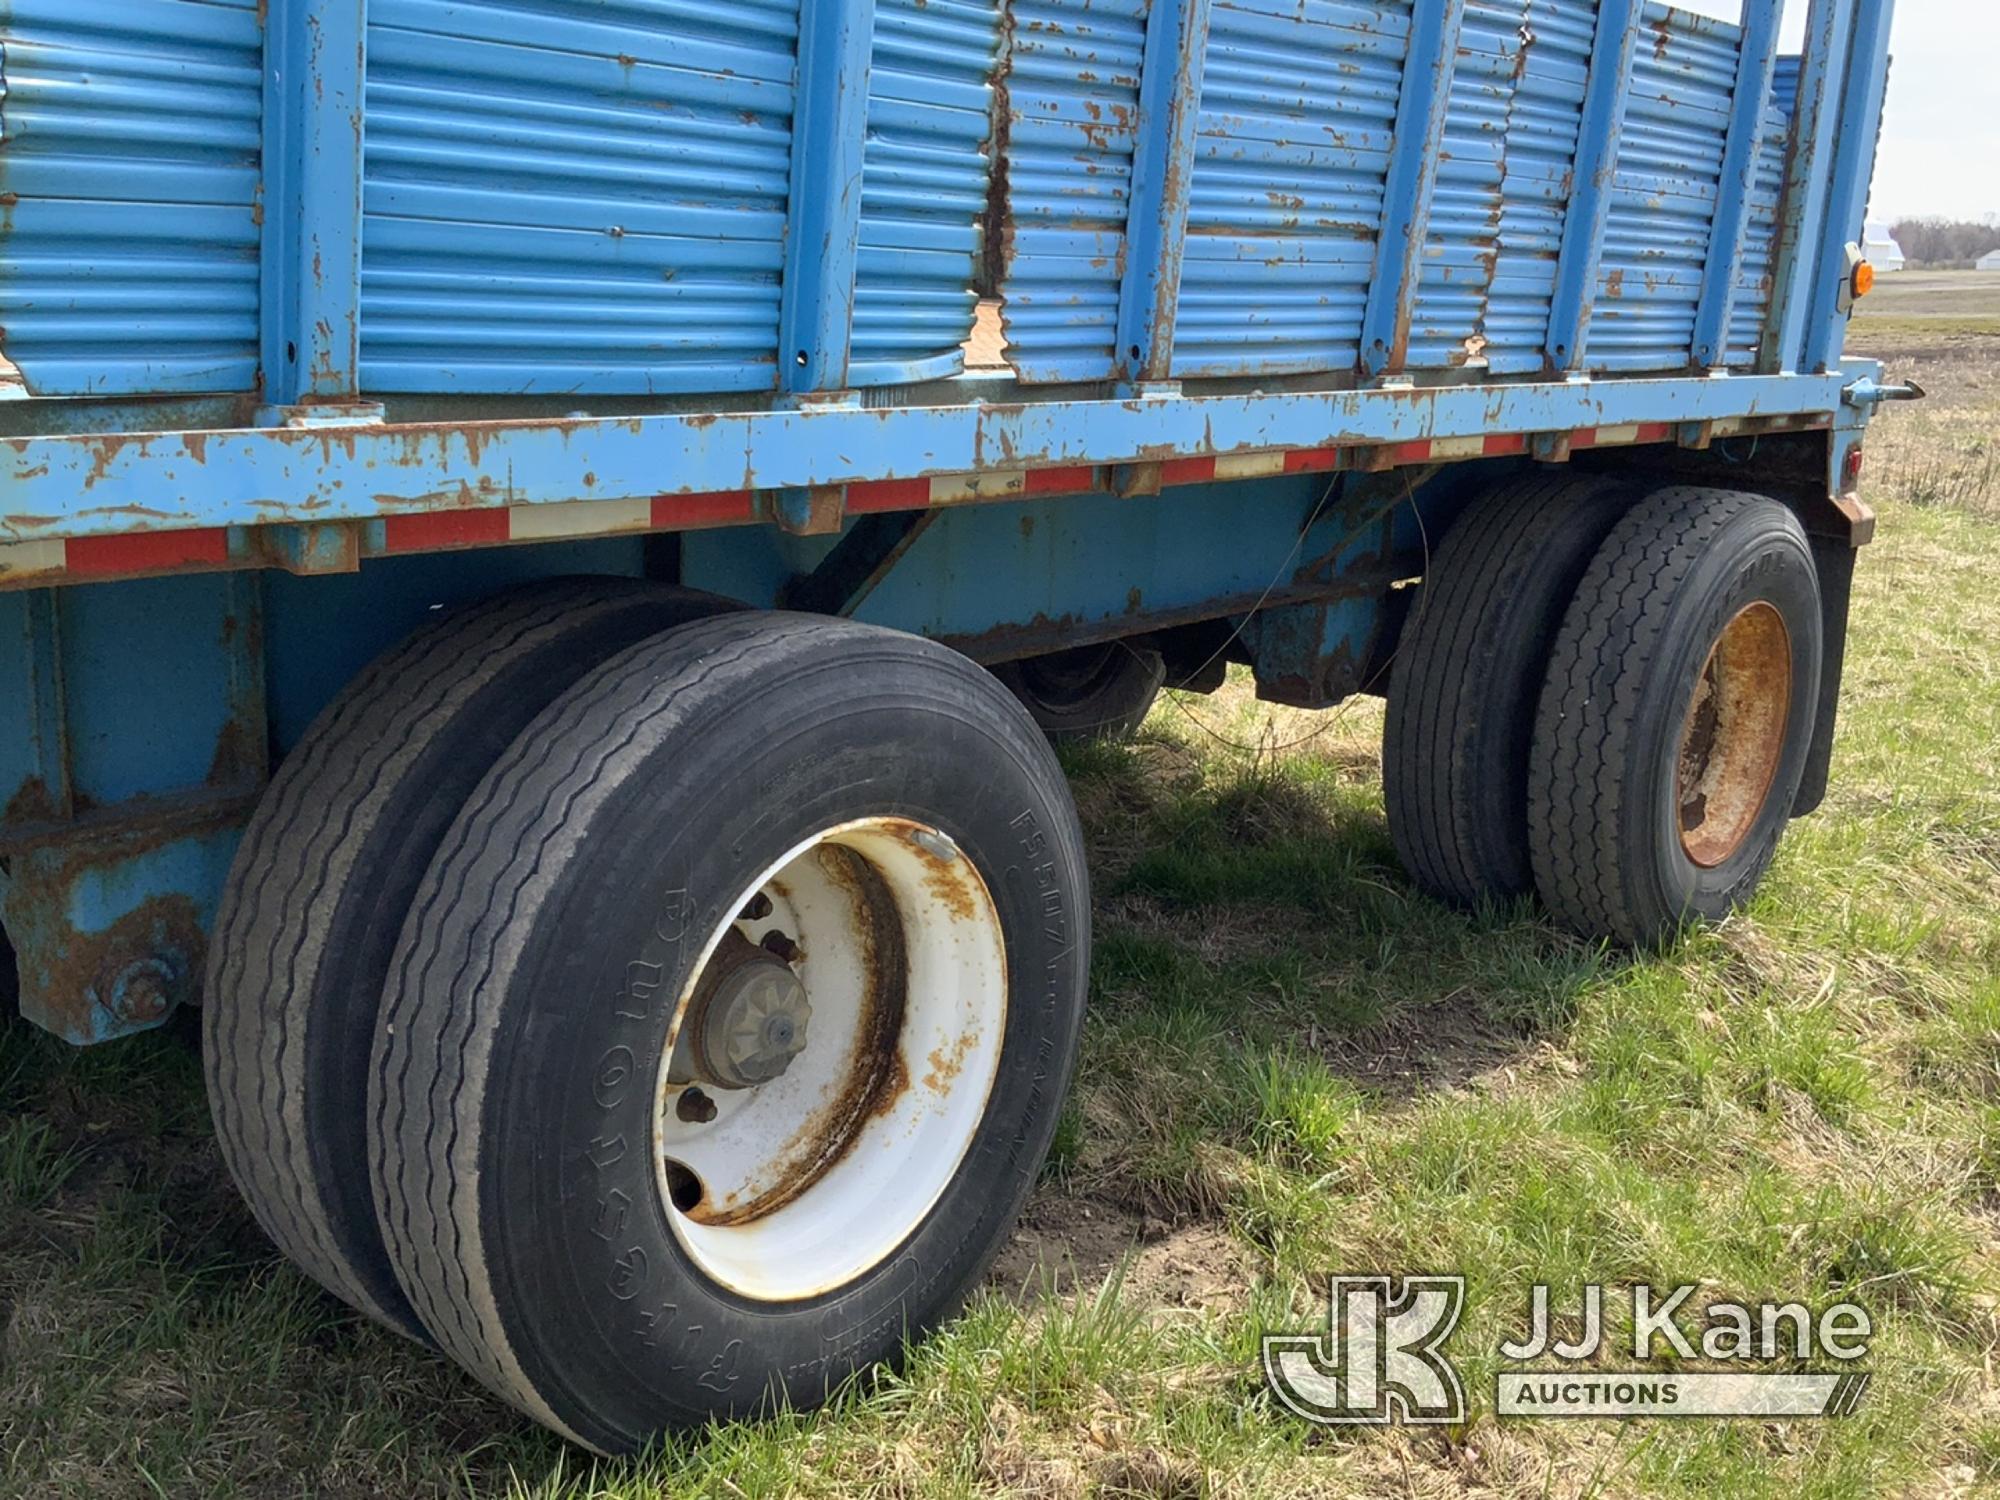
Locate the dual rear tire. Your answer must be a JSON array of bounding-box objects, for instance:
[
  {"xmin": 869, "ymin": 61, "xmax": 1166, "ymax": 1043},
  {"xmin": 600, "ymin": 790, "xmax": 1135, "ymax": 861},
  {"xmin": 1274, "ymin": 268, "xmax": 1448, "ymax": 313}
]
[
  {"xmin": 1386, "ymin": 479, "xmax": 1824, "ymax": 947},
  {"xmin": 206, "ymin": 475, "xmax": 1824, "ymax": 1446},
  {"xmin": 206, "ymin": 591, "xmax": 1089, "ymax": 1451},
  {"xmin": 993, "ymin": 640, "xmax": 1166, "ymax": 743}
]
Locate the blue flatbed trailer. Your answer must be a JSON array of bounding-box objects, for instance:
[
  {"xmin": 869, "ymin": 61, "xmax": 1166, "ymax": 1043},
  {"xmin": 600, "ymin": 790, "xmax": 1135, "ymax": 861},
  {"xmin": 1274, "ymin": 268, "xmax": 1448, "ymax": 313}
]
[{"xmin": 0, "ymin": 0, "xmax": 1909, "ymax": 1450}]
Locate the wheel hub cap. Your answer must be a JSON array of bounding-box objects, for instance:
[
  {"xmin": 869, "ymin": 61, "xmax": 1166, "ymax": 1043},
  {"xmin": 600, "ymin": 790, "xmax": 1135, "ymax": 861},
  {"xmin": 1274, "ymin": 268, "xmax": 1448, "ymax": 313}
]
[{"xmin": 669, "ymin": 932, "xmax": 812, "ymax": 1089}]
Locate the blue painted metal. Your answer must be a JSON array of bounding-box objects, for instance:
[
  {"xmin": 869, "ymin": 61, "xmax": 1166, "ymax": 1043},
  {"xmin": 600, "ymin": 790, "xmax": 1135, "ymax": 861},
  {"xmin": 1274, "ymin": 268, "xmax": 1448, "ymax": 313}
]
[
  {"xmin": 1403, "ymin": 0, "xmax": 1517, "ymax": 376},
  {"xmin": 1771, "ymin": 54, "xmax": 1803, "ymax": 121},
  {"xmin": 840, "ymin": 476, "xmax": 1330, "ymax": 644},
  {"xmin": 1242, "ymin": 469, "xmax": 1427, "ymax": 704},
  {"xmin": 993, "ymin": 0, "xmax": 1149, "ymax": 383},
  {"xmin": 0, "ymin": 572, "xmax": 265, "ymax": 1043},
  {"xmin": 849, "ymin": 0, "xmax": 1005, "ymax": 386},
  {"xmin": 0, "ymin": 0, "xmax": 1908, "ymax": 1054},
  {"xmin": 362, "ymin": 0, "xmax": 993, "ymax": 396},
  {"xmin": 1586, "ymin": 5, "xmax": 1750, "ymax": 374},
  {"xmin": 0, "ymin": 0, "xmax": 263, "ymax": 398},
  {"xmin": 1762, "ymin": 0, "xmax": 1855, "ymax": 374},
  {"xmin": 0, "ymin": 368, "xmax": 1851, "ymax": 543},
  {"xmin": 1475, "ymin": 1, "xmax": 1596, "ymax": 377},
  {"xmin": 0, "ymin": 0, "xmax": 1891, "ymax": 404},
  {"xmin": 1544, "ymin": 0, "xmax": 1640, "ymax": 371},
  {"xmin": 259, "ymin": 538, "xmax": 649, "ymax": 748},
  {"xmin": 1693, "ymin": 0, "xmax": 1784, "ymax": 370},
  {"xmin": 1804, "ymin": 0, "xmax": 1896, "ymax": 375},
  {"xmin": 780, "ymin": 0, "xmax": 879, "ymax": 395},
  {"xmin": 262, "ymin": 0, "xmax": 368, "ymax": 408},
  {"xmin": 4, "ymin": 817, "xmax": 247, "ymax": 1045},
  {"xmin": 1114, "ymin": 0, "xmax": 1213, "ymax": 386},
  {"xmin": 1723, "ymin": 88, "xmax": 1793, "ymax": 367},
  {"xmin": 1167, "ymin": 0, "xmax": 1409, "ymax": 380},
  {"xmin": 360, "ymin": 0, "xmax": 801, "ymax": 396},
  {"xmin": 1360, "ymin": 0, "xmax": 1465, "ymax": 379},
  {"xmin": 0, "ymin": 590, "xmax": 70, "ymax": 824}
]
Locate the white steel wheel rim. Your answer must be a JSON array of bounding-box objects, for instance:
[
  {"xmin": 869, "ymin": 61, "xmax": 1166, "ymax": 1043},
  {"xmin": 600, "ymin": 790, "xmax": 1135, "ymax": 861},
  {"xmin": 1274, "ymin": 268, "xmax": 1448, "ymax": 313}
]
[{"xmin": 653, "ymin": 817, "xmax": 1008, "ymax": 1301}]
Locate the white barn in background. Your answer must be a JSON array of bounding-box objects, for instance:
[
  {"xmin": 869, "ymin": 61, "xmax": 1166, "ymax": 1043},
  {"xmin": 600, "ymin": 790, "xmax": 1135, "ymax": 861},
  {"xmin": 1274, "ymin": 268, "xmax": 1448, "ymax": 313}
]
[
  {"xmin": 1863, "ymin": 222, "xmax": 1907, "ymax": 272},
  {"xmin": 1979, "ymin": 249, "xmax": 2000, "ymax": 273}
]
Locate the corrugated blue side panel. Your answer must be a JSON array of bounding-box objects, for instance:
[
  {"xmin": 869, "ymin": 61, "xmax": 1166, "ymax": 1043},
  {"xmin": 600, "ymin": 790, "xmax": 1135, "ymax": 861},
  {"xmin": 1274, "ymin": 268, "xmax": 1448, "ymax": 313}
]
[
  {"xmin": 1166, "ymin": 0, "xmax": 1410, "ymax": 380},
  {"xmin": 358, "ymin": 0, "xmax": 800, "ymax": 395},
  {"xmin": 1406, "ymin": 0, "xmax": 1518, "ymax": 371},
  {"xmin": 1771, "ymin": 54, "xmax": 1800, "ymax": 119},
  {"xmin": 849, "ymin": 0, "xmax": 1001, "ymax": 386},
  {"xmin": 1584, "ymin": 4, "xmax": 1734, "ymax": 373},
  {"xmin": 1723, "ymin": 102, "xmax": 1789, "ymax": 366},
  {"xmin": 0, "ymin": 0, "xmax": 262, "ymax": 397},
  {"xmin": 1476, "ymin": 0, "xmax": 1592, "ymax": 376},
  {"xmin": 996, "ymin": 0, "xmax": 1148, "ymax": 383}
]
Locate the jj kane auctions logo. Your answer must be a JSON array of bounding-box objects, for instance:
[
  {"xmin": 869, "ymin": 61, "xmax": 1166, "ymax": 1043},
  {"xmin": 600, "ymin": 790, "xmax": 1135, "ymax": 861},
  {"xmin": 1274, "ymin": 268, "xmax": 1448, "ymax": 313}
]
[{"xmin": 1264, "ymin": 1278, "xmax": 1873, "ymax": 1424}]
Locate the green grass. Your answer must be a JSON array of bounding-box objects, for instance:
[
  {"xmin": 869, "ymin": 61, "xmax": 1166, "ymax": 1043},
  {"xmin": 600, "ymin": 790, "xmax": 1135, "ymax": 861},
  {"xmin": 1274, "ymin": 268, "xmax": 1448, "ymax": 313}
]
[
  {"xmin": 1847, "ymin": 314, "xmax": 2000, "ymax": 345},
  {"xmin": 4, "ymin": 339, "xmax": 1999, "ymax": 1497}
]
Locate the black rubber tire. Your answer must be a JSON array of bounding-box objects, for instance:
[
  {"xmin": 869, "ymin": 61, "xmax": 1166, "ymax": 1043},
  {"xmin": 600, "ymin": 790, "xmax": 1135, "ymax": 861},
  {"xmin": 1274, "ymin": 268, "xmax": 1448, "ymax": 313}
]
[
  {"xmin": 1383, "ymin": 473, "xmax": 1637, "ymax": 907},
  {"xmin": 992, "ymin": 640, "xmax": 1166, "ymax": 743},
  {"xmin": 203, "ymin": 577, "xmax": 735, "ymax": 1339},
  {"xmin": 1528, "ymin": 488, "xmax": 1824, "ymax": 947},
  {"xmin": 368, "ymin": 613, "xmax": 1090, "ymax": 1452}
]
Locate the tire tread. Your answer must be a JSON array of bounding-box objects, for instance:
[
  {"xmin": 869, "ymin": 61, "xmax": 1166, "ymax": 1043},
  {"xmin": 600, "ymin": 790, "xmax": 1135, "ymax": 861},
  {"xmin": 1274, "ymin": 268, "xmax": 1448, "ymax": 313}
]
[
  {"xmin": 1384, "ymin": 473, "xmax": 1633, "ymax": 906},
  {"xmin": 1526, "ymin": 486, "xmax": 1774, "ymax": 943}
]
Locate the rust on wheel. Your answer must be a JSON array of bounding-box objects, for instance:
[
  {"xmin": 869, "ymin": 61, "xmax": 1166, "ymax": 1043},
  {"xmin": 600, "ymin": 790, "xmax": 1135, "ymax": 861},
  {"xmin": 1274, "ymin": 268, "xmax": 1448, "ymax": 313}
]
[{"xmin": 1675, "ymin": 601, "xmax": 1794, "ymax": 868}]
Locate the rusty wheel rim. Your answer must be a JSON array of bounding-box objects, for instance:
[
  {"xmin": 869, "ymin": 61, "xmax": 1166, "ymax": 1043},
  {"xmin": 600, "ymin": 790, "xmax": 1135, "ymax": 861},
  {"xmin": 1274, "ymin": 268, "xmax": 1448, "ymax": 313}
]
[
  {"xmin": 1675, "ymin": 601, "xmax": 1793, "ymax": 869},
  {"xmin": 653, "ymin": 818, "xmax": 1007, "ymax": 1301}
]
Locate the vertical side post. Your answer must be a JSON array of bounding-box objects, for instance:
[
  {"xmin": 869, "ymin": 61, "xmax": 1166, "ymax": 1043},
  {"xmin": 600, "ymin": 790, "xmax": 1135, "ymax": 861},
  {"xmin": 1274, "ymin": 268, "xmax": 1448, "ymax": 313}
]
[
  {"xmin": 1804, "ymin": 0, "xmax": 1897, "ymax": 374},
  {"xmin": 1113, "ymin": 0, "xmax": 1214, "ymax": 389},
  {"xmin": 259, "ymin": 0, "xmax": 368, "ymax": 413},
  {"xmin": 1544, "ymin": 0, "xmax": 1641, "ymax": 373},
  {"xmin": 1690, "ymin": 0, "xmax": 1784, "ymax": 370},
  {"xmin": 1359, "ymin": 0, "xmax": 1466, "ymax": 381},
  {"xmin": 7, "ymin": 591, "xmax": 75, "ymax": 825},
  {"xmin": 779, "ymin": 0, "xmax": 878, "ymax": 397},
  {"xmin": 1759, "ymin": 0, "xmax": 1855, "ymax": 373}
]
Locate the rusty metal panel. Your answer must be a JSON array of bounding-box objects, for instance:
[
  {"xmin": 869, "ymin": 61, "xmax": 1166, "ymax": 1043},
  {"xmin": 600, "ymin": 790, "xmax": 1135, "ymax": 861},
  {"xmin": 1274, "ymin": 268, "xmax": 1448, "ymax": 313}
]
[
  {"xmin": 1722, "ymin": 98, "xmax": 1791, "ymax": 366},
  {"xmin": 849, "ymin": 0, "xmax": 1003, "ymax": 386},
  {"xmin": 1736, "ymin": 52, "xmax": 1803, "ymax": 367},
  {"xmin": 0, "ymin": 0, "xmax": 262, "ymax": 397},
  {"xmin": 1405, "ymin": 0, "xmax": 1519, "ymax": 371},
  {"xmin": 1475, "ymin": 0, "xmax": 1594, "ymax": 376},
  {"xmin": 359, "ymin": 0, "xmax": 802, "ymax": 395},
  {"xmin": 1584, "ymin": 4, "xmax": 1741, "ymax": 373},
  {"xmin": 993, "ymin": 0, "xmax": 1149, "ymax": 383},
  {"xmin": 1167, "ymin": 0, "xmax": 1410, "ymax": 380}
]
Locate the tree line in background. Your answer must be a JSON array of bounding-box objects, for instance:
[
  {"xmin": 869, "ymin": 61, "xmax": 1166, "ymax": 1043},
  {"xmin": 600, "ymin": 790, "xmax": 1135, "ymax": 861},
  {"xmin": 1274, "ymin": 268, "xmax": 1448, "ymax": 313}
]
[{"xmin": 1889, "ymin": 218, "xmax": 2000, "ymax": 268}]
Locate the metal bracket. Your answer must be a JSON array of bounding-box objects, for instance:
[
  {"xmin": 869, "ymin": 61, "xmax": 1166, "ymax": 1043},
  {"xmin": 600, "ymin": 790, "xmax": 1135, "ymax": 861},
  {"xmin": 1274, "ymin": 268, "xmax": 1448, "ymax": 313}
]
[
  {"xmin": 258, "ymin": 522, "xmax": 364, "ymax": 575},
  {"xmin": 764, "ymin": 486, "xmax": 848, "ymax": 537},
  {"xmin": 1841, "ymin": 377, "xmax": 1925, "ymax": 407}
]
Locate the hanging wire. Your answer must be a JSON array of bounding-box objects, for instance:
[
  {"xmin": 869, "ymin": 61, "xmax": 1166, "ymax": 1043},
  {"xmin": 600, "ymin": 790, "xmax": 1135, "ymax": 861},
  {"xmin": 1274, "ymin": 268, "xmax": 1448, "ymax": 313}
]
[{"xmin": 1139, "ymin": 471, "xmax": 1436, "ymax": 761}]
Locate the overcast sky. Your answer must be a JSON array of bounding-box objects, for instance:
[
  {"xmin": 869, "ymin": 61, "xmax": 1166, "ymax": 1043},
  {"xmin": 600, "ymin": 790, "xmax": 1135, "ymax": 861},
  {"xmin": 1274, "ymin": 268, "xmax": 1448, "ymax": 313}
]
[{"xmin": 1669, "ymin": 0, "xmax": 1997, "ymax": 224}]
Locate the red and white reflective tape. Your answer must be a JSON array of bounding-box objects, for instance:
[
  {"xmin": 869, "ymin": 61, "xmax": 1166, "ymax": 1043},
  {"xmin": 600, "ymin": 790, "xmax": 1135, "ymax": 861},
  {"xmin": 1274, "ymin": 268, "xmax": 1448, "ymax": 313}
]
[
  {"xmin": 2, "ymin": 416, "xmax": 1823, "ymax": 588},
  {"xmin": 377, "ymin": 490, "xmax": 756, "ymax": 555},
  {"xmin": 0, "ymin": 528, "xmax": 233, "ymax": 586}
]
